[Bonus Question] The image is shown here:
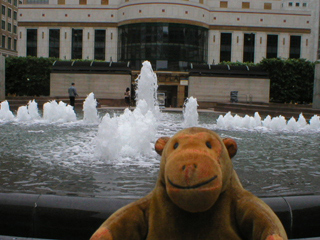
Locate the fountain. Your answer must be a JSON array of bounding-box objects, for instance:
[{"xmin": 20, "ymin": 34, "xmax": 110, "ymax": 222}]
[
  {"xmin": 0, "ymin": 60, "xmax": 320, "ymax": 199},
  {"xmin": 183, "ymin": 96, "xmax": 199, "ymax": 127},
  {"xmin": 1, "ymin": 61, "xmax": 320, "ymax": 239},
  {"xmin": 16, "ymin": 100, "xmax": 41, "ymax": 121},
  {"xmin": 217, "ymin": 111, "xmax": 320, "ymax": 131},
  {"xmin": 0, "ymin": 100, "xmax": 14, "ymax": 120},
  {"xmin": 94, "ymin": 61, "xmax": 159, "ymax": 161},
  {"xmin": 83, "ymin": 92, "xmax": 99, "ymax": 124},
  {"xmin": 43, "ymin": 100, "xmax": 77, "ymax": 123},
  {"xmin": 134, "ymin": 61, "xmax": 160, "ymax": 116}
]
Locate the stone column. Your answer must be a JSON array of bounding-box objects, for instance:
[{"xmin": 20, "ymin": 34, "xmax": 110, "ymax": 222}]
[
  {"xmin": 0, "ymin": 56, "xmax": 5, "ymax": 101},
  {"xmin": 313, "ymin": 63, "xmax": 320, "ymax": 109}
]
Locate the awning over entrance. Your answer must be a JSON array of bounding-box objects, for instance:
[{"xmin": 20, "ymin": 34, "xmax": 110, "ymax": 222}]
[
  {"xmin": 52, "ymin": 61, "xmax": 131, "ymax": 74},
  {"xmin": 188, "ymin": 64, "xmax": 268, "ymax": 78}
]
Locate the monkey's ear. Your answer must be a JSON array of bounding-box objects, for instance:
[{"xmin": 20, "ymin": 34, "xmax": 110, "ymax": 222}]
[
  {"xmin": 155, "ymin": 137, "xmax": 170, "ymax": 156},
  {"xmin": 223, "ymin": 138, "xmax": 237, "ymax": 159}
]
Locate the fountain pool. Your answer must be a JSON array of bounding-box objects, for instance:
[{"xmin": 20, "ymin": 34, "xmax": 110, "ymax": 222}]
[
  {"xmin": 1, "ymin": 61, "xmax": 320, "ymax": 200},
  {"xmin": 1, "ymin": 108, "xmax": 320, "ymax": 199}
]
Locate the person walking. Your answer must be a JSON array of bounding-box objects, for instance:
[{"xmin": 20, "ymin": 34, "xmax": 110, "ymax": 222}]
[
  {"xmin": 124, "ymin": 87, "xmax": 131, "ymax": 108},
  {"xmin": 68, "ymin": 82, "xmax": 78, "ymax": 107}
]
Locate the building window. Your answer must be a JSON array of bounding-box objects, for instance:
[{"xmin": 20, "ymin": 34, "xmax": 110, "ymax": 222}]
[
  {"xmin": 8, "ymin": 37, "xmax": 11, "ymax": 50},
  {"xmin": 1, "ymin": 21, "xmax": 5, "ymax": 30},
  {"xmin": 267, "ymin": 35, "xmax": 278, "ymax": 58},
  {"xmin": 101, "ymin": 0, "xmax": 108, "ymax": 4},
  {"xmin": 118, "ymin": 23, "xmax": 208, "ymax": 71},
  {"xmin": 13, "ymin": 25, "xmax": 17, "ymax": 33},
  {"xmin": 14, "ymin": 11, "xmax": 17, "ymax": 20},
  {"xmin": 72, "ymin": 29, "xmax": 82, "ymax": 59},
  {"xmin": 2, "ymin": 35, "xmax": 6, "ymax": 48},
  {"xmin": 264, "ymin": 3, "xmax": 272, "ymax": 9},
  {"xmin": 26, "ymin": 0, "xmax": 49, "ymax": 3},
  {"xmin": 2, "ymin": 5, "xmax": 6, "ymax": 15},
  {"xmin": 288, "ymin": 2, "xmax": 293, "ymax": 6},
  {"xmin": 49, "ymin": 29, "xmax": 60, "ymax": 58},
  {"xmin": 27, "ymin": 29, "xmax": 37, "ymax": 57},
  {"xmin": 14, "ymin": 39, "xmax": 17, "ymax": 50},
  {"xmin": 220, "ymin": 1, "xmax": 228, "ymax": 8},
  {"xmin": 7, "ymin": 23, "xmax": 11, "ymax": 32},
  {"xmin": 220, "ymin": 33, "xmax": 232, "ymax": 62},
  {"xmin": 302, "ymin": 2, "xmax": 307, "ymax": 7},
  {"xmin": 289, "ymin": 35, "xmax": 301, "ymax": 58},
  {"xmin": 242, "ymin": 2, "xmax": 250, "ymax": 9},
  {"xmin": 94, "ymin": 29, "xmax": 106, "ymax": 60},
  {"xmin": 295, "ymin": 2, "xmax": 300, "ymax": 7},
  {"xmin": 8, "ymin": 0, "xmax": 12, "ymax": 4},
  {"xmin": 79, "ymin": 0, "xmax": 87, "ymax": 5},
  {"xmin": 243, "ymin": 33, "xmax": 255, "ymax": 62},
  {"xmin": 8, "ymin": 8, "xmax": 12, "ymax": 18},
  {"xmin": 14, "ymin": 0, "xmax": 18, "ymax": 6}
]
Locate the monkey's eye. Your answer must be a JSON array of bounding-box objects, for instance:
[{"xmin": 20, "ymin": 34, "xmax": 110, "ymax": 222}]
[
  {"xmin": 206, "ymin": 141, "xmax": 212, "ymax": 149},
  {"xmin": 173, "ymin": 142, "xmax": 179, "ymax": 149}
]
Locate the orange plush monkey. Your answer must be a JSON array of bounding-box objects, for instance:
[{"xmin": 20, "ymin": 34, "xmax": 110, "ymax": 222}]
[{"xmin": 91, "ymin": 127, "xmax": 287, "ymax": 240}]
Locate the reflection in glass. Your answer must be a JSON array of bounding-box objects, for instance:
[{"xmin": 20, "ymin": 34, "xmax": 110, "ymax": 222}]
[
  {"xmin": 94, "ymin": 30, "xmax": 106, "ymax": 60},
  {"xmin": 266, "ymin": 34, "xmax": 278, "ymax": 59},
  {"xmin": 118, "ymin": 23, "xmax": 208, "ymax": 70},
  {"xmin": 27, "ymin": 29, "xmax": 37, "ymax": 57},
  {"xmin": 243, "ymin": 33, "xmax": 255, "ymax": 62},
  {"xmin": 289, "ymin": 35, "xmax": 301, "ymax": 59},
  {"xmin": 49, "ymin": 29, "xmax": 60, "ymax": 58},
  {"xmin": 220, "ymin": 32, "xmax": 232, "ymax": 62},
  {"xmin": 72, "ymin": 29, "xmax": 83, "ymax": 59}
]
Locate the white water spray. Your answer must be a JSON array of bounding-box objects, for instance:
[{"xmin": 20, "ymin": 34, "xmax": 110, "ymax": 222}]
[
  {"xmin": 16, "ymin": 106, "xmax": 31, "ymax": 121},
  {"xmin": 217, "ymin": 111, "xmax": 320, "ymax": 131},
  {"xmin": 94, "ymin": 61, "xmax": 160, "ymax": 161},
  {"xmin": 17, "ymin": 100, "xmax": 41, "ymax": 121},
  {"xmin": 1, "ymin": 87, "xmax": 319, "ymax": 133},
  {"xmin": 0, "ymin": 93, "xmax": 99, "ymax": 123},
  {"xmin": 135, "ymin": 61, "xmax": 160, "ymax": 116},
  {"xmin": 43, "ymin": 100, "xmax": 77, "ymax": 122},
  {"xmin": 183, "ymin": 96, "xmax": 199, "ymax": 127},
  {"xmin": 0, "ymin": 100, "xmax": 15, "ymax": 121},
  {"xmin": 83, "ymin": 92, "xmax": 99, "ymax": 124}
]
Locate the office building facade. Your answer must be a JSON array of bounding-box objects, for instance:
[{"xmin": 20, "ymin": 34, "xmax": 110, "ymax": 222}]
[
  {"xmin": 0, "ymin": 0, "xmax": 18, "ymax": 57},
  {"xmin": 17, "ymin": 0, "xmax": 319, "ymax": 71}
]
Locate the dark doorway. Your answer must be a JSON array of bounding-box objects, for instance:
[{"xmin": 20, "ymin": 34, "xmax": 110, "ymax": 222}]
[{"xmin": 158, "ymin": 85, "xmax": 178, "ymax": 107}]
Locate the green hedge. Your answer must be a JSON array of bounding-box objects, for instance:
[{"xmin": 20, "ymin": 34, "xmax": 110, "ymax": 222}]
[
  {"xmin": 5, "ymin": 56, "xmax": 57, "ymax": 96},
  {"xmin": 220, "ymin": 58, "xmax": 315, "ymax": 103},
  {"xmin": 259, "ymin": 58, "xmax": 315, "ymax": 103}
]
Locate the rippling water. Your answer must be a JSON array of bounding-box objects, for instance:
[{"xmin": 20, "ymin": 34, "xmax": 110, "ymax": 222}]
[{"xmin": 0, "ymin": 109, "xmax": 319, "ymax": 199}]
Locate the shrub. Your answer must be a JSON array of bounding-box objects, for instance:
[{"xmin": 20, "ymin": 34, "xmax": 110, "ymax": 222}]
[
  {"xmin": 5, "ymin": 56, "xmax": 57, "ymax": 96},
  {"xmin": 259, "ymin": 58, "xmax": 315, "ymax": 103}
]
